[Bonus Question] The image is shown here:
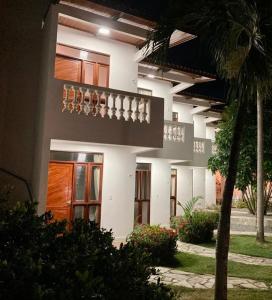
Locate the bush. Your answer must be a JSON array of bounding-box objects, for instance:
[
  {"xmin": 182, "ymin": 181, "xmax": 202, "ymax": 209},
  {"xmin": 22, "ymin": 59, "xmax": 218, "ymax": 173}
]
[
  {"xmin": 178, "ymin": 211, "xmax": 219, "ymax": 244},
  {"xmin": 170, "ymin": 216, "xmax": 183, "ymax": 230},
  {"xmin": 127, "ymin": 225, "xmax": 177, "ymax": 265},
  {"xmin": 233, "ymin": 198, "xmax": 248, "ymax": 209},
  {"xmin": 0, "ymin": 201, "xmax": 173, "ymax": 300}
]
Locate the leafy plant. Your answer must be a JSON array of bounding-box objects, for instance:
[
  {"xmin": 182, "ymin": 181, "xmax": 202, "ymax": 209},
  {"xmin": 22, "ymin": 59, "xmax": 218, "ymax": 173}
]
[
  {"xmin": 232, "ymin": 198, "xmax": 248, "ymax": 209},
  {"xmin": 177, "ymin": 196, "xmax": 202, "ymax": 219},
  {"xmin": 0, "ymin": 201, "xmax": 173, "ymax": 300},
  {"xmin": 209, "ymin": 102, "xmax": 272, "ymax": 215},
  {"xmin": 178, "ymin": 211, "xmax": 219, "ymax": 244},
  {"xmin": 127, "ymin": 225, "xmax": 177, "ymax": 265},
  {"xmin": 170, "ymin": 216, "xmax": 183, "ymax": 230}
]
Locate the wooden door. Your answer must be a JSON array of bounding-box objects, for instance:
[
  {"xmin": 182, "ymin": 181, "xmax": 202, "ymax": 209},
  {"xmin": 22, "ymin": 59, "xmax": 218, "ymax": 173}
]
[
  {"xmin": 46, "ymin": 163, "xmax": 73, "ymax": 221},
  {"xmin": 170, "ymin": 170, "xmax": 177, "ymax": 217},
  {"xmin": 82, "ymin": 61, "xmax": 96, "ymax": 85},
  {"xmin": 55, "ymin": 55, "xmax": 82, "ymax": 82},
  {"xmin": 134, "ymin": 165, "xmax": 151, "ymax": 225}
]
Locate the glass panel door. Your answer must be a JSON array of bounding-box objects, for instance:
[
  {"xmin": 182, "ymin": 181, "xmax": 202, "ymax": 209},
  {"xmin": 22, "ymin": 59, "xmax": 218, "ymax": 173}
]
[
  {"xmin": 89, "ymin": 166, "xmax": 102, "ymax": 201},
  {"xmin": 74, "ymin": 164, "xmax": 87, "ymax": 201}
]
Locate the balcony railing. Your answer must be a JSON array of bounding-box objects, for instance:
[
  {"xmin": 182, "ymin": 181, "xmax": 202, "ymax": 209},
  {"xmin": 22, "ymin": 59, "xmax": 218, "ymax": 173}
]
[
  {"xmin": 45, "ymin": 80, "xmax": 164, "ymax": 149},
  {"xmin": 164, "ymin": 121, "xmax": 185, "ymax": 143},
  {"xmin": 62, "ymin": 83, "xmax": 151, "ymax": 123},
  {"xmin": 193, "ymin": 138, "xmax": 205, "ymax": 153}
]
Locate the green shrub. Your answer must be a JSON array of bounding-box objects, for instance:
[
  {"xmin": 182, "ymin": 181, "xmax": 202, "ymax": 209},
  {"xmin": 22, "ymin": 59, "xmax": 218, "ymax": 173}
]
[
  {"xmin": 0, "ymin": 201, "xmax": 173, "ymax": 300},
  {"xmin": 233, "ymin": 198, "xmax": 248, "ymax": 209},
  {"xmin": 170, "ymin": 216, "xmax": 183, "ymax": 230},
  {"xmin": 178, "ymin": 211, "xmax": 219, "ymax": 244},
  {"xmin": 127, "ymin": 225, "xmax": 177, "ymax": 265}
]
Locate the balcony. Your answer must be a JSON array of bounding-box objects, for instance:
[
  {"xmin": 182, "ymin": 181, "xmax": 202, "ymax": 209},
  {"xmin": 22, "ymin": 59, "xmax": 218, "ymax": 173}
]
[
  {"xmin": 44, "ymin": 79, "xmax": 164, "ymax": 148},
  {"xmin": 137, "ymin": 120, "xmax": 194, "ymax": 161},
  {"xmin": 193, "ymin": 138, "xmax": 212, "ymax": 167}
]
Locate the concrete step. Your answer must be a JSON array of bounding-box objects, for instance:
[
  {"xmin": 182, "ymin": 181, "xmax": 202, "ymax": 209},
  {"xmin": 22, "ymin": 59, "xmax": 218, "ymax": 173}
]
[{"xmin": 230, "ymin": 214, "xmax": 272, "ymax": 233}]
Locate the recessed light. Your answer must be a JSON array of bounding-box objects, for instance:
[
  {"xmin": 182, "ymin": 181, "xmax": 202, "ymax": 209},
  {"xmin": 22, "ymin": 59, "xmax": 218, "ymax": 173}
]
[
  {"xmin": 147, "ymin": 74, "xmax": 155, "ymax": 78},
  {"xmin": 98, "ymin": 27, "xmax": 110, "ymax": 35}
]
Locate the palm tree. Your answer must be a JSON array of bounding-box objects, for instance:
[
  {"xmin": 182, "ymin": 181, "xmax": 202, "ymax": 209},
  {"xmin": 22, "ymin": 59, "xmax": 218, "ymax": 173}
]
[
  {"xmin": 147, "ymin": 0, "xmax": 272, "ymax": 299},
  {"xmin": 257, "ymin": 91, "xmax": 264, "ymax": 242}
]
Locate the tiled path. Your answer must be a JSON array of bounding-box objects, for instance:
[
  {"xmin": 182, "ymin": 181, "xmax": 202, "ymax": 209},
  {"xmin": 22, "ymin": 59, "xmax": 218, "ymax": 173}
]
[
  {"xmin": 177, "ymin": 241, "xmax": 272, "ymax": 266},
  {"xmin": 151, "ymin": 267, "xmax": 270, "ymax": 289}
]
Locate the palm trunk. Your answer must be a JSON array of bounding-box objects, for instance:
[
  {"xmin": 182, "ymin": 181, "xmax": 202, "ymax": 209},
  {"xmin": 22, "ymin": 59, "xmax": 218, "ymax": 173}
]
[
  {"xmin": 256, "ymin": 92, "xmax": 264, "ymax": 242},
  {"xmin": 214, "ymin": 102, "xmax": 247, "ymax": 300}
]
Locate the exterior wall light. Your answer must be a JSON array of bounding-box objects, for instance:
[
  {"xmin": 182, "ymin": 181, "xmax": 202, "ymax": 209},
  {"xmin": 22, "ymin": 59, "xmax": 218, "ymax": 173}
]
[
  {"xmin": 147, "ymin": 74, "xmax": 155, "ymax": 78},
  {"xmin": 98, "ymin": 27, "xmax": 110, "ymax": 35}
]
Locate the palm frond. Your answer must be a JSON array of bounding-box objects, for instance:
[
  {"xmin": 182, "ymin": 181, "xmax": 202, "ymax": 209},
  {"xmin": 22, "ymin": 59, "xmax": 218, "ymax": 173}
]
[{"xmin": 177, "ymin": 196, "xmax": 202, "ymax": 219}]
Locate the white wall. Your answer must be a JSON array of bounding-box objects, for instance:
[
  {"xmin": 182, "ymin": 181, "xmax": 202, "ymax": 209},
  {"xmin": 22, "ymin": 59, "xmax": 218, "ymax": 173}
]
[
  {"xmin": 137, "ymin": 77, "xmax": 173, "ymax": 121},
  {"xmin": 57, "ymin": 25, "xmax": 138, "ymax": 93},
  {"xmin": 193, "ymin": 168, "xmax": 206, "ymax": 208},
  {"xmin": 205, "ymin": 169, "xmax": 216, "ymax": 207},
  {"xmin": 137, "ymin": 157, "xmax": 171, "ymax": 227},
  {"xmin": 193, "ymin": 115, "xmax": 206, "ymax": 138},
  {"xmin": 172, "ymin": 103, "xmax": 193, "ymax": 124},
  {"xmin": 175, "ymin": 167, "xmax": 193, "ymax": 215},
  {"xmin": 206, "ymin": 126, "xmax": 216, "ymax": 141},
  {"xmin": 50, "ymin": 139, "xmax": 136, "ymax": 238}
]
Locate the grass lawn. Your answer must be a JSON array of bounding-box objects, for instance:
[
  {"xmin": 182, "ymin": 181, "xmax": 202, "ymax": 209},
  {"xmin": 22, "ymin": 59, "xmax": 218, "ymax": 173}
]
[
  {"xmin": 170, "ymin": 252, "xmax": 272, "ymax": 284},
  {"xmin": 201, "ymin": 235, "xmax": 272, "ymax": 259},
  {"xmin": 171, "ymin": 287, "xmax": 272, "ymax": 300}
]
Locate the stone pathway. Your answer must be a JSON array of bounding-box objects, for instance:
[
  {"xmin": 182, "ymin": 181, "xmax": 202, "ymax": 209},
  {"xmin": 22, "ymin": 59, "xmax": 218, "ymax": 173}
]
[
  {"xmin": 177, "ymin": 241, "xmax": 272, "ymax": 266},
  {"xmin": 151, "ymin": 267, "xmax": 270, "ymax": 289}
]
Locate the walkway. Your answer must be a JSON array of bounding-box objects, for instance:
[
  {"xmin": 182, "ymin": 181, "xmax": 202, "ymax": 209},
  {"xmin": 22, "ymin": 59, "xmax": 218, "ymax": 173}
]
[
  {"xmin": 151, "ymin": 267, "xmax": 270, "ymax": 289},
  {"xmin": 177, "ymin": 241, "xmax": 272, "ymax": 266}
]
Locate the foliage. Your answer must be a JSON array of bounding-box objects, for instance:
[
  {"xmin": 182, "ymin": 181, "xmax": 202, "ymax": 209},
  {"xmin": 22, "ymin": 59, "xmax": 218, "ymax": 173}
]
[
  {"xmin": 178, "ymin": 211, "xmax": 219, "ymax": 244},
  {"xmin": 232, "ymin": 198, "xmax": 248, "ymax": 209},
  {"xmin": 127, "ymin": 225, "xmax": 177, "ymax": 265},
  {"xmin": 0, "ymin": 201, "xmax": 173, "ymax": 300},
  {"xmin": 170, "ymin": 215, "xmax": 183, "ymax": 230},
  {"xmin": 209, "ymin": 101, "xmax": 272, "ymax": 214},
  {"xmin": 177, "ymin": 196, "xmax": 202, "ymax": 219}
]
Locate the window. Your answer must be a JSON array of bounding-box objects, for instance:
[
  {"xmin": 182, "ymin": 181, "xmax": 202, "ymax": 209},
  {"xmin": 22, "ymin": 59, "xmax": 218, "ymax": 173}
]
[{"xmin": 55, "ymin": 44, "xmax": 109, "ymax": 87}]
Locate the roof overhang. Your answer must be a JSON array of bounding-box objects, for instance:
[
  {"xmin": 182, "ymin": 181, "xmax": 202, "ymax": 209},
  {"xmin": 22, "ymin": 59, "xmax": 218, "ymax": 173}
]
[{"xmin": 59, "ymin": 1, "xmax": 195, "ymax": 52}]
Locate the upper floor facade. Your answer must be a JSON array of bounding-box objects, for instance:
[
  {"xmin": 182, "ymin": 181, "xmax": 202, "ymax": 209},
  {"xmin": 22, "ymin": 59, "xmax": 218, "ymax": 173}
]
[{"xmin": 40, "ymin": 0, "xmax": 222, "ymax": 167}]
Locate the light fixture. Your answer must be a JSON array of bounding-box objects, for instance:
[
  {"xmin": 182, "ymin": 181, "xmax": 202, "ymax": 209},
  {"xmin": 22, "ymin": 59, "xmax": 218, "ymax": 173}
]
[
  {"xmin": 147, "ymin": 74, "xmax": 155, "ymax": 78},
  {"xmin": 98, "ymin": 27, "xmax": 110, "ymax": 35}
]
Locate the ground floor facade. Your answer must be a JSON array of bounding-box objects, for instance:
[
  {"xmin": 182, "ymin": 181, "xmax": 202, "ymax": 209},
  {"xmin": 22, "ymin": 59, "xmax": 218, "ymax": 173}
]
[{"xmin": 43, "ymin": 139, "xmax": 216, "ymax": 238}]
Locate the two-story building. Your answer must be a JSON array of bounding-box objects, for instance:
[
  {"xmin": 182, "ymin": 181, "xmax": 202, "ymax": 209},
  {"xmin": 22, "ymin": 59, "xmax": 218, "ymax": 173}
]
[{"xmin": 3, "ymin": 0, "xmax": 224, "ymax": 238}]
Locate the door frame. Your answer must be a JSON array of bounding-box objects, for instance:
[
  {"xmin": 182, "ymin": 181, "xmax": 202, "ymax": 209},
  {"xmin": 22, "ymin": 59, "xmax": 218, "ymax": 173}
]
[{"xmin": 47, "ymin": 160, "xmax": 103, "ymax": 224}]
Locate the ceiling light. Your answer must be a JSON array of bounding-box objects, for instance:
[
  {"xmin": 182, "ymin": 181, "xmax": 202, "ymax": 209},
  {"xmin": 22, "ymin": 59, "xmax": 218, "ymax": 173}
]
[
  {"xmin": 147, "ymin": 74, "xmax": 155, "ymax": 78},
  {"xmin": 98, "ymin": 27, "xmax": 110, "ymax": 35}
]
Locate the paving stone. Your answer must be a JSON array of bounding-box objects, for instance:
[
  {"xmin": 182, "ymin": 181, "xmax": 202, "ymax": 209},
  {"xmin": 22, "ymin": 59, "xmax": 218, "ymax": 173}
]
[
  {"xmin": 177, "ymin": 241, "xmax": 272, "ymax": 266},
  {"xmin": 152, "ymin": 267, "xmax": 269, "ymax": 290},
  {"xmin": 240, "ymin": 283, "xmax": 261, "ymax": 289}
]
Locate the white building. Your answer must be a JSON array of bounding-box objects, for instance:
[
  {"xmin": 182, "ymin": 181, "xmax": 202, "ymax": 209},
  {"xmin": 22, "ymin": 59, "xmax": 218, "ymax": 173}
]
[{"xmin": 2, "ymin": 0, "xmax": 223, "ymax": 239}]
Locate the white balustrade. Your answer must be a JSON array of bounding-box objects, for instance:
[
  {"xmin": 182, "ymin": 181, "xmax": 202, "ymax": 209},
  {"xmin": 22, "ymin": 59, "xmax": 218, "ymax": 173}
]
[
  {"xmin": 62, "ymin": 84, "xmax": 151, "ymax": 123},
  {"xmin": 194, "ymin": 139, "xmax": 205, "ymax": 153},
  {"xmin": 164, "ymin": 122, "xmax": 185, "ymax": 142}
]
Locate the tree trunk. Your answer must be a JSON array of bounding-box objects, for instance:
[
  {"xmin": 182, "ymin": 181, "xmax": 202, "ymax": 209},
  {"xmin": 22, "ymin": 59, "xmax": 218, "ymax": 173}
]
[
  {"xmin": 256, "ymin": 92, "xmax": 265, "ymax": 242},
  {"xmin": 214, "ymin": 102, "xmax": 247, "ymax": 300}
]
